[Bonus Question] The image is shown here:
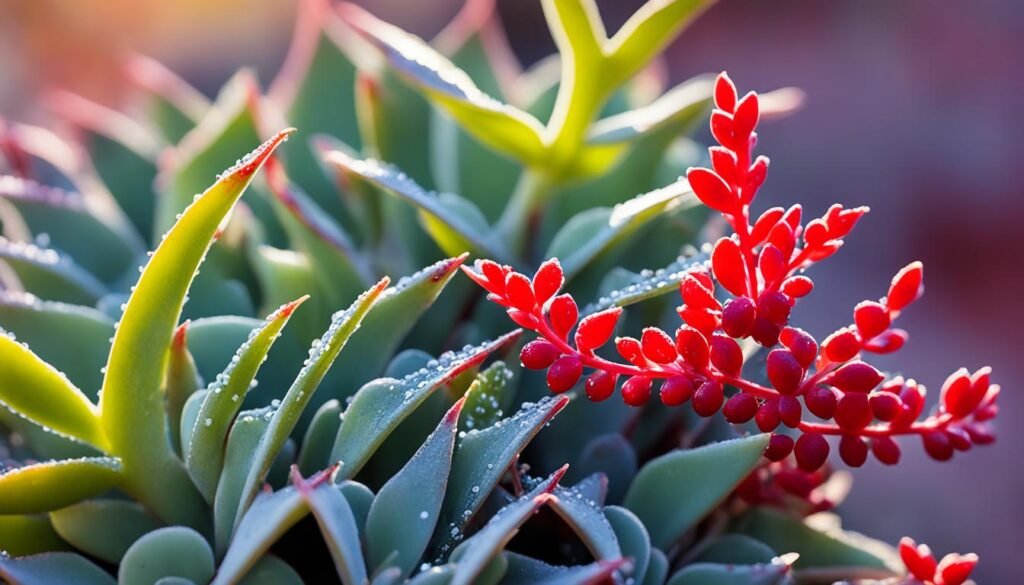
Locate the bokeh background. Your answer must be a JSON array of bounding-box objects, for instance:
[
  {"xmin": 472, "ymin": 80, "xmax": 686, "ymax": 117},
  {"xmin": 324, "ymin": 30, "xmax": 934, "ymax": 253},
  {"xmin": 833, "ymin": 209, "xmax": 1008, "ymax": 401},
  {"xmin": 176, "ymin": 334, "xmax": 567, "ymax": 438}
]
[{"xmin": 1, "ymin": 0, "xmax": 1020, "ymax": 580}]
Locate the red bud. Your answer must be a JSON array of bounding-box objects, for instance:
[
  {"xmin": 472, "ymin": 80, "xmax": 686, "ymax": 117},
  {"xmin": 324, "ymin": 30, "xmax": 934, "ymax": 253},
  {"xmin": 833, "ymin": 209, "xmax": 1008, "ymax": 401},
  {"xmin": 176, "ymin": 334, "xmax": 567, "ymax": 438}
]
[
  {"xmin": 532, "ymin": 259, "xmax": 564, "ymax": 304},
  {"xmin": 687, "ymin": 167, "xmax": 735, "ymax": 212},
  {"xmin": 887, "ymin": 261, "xmax": 923, "ymax": 311},
  {"xmin": 549, "ymin": 294, "xmax": 578, "ymax": 338},
  {"xmin": 575, "ymin": 307, "xmax": 622, "ymax": 351},
  {"xmin": 711, "ymin": 237, "xmax": 748, "ymax": 297},
  {"xmin": 585, "ymin": 370, "xmax": 617, "ymax": 402},
  {"xmin": 723, "ymin": 393, "xmax": 758, "ymax": 423},
  {"xmin": 641, "ymin": 327, "xmax": 677, "ymax": 364},
  {"xmin": 839, "ymin": 435, "xmax": 868, "ymax": 467},
  {"xmin": 520, "ymin": 340, "xmax": 561, "ymax": 370},
  {"xmin": 693, "ymin": 380, "xmax": 724, "ymax": 417},
  {"xmin": 709, "ymin": 333, "xmax": 743, "ymax": 376},
  {"xmin": 722, "ymin": 297, "xmax": 756, "ymax": 337},
  {"xmin": 795, "ymin": 432, "xmax": 830, "ymax": 472},
  {"xmin": 621, "ymin": 376, "xmax": 653, "ymax": 407},
  {"xmin": 766, "ymin": 349, "xmax": 804, "ymax": 394},
  {"xmin": 546, "ymin": 355, "xmax": 582, "ymax": 393},
  {"xmin": 660, "ymin": 375, "xmax": 695, "ymax": 406}
]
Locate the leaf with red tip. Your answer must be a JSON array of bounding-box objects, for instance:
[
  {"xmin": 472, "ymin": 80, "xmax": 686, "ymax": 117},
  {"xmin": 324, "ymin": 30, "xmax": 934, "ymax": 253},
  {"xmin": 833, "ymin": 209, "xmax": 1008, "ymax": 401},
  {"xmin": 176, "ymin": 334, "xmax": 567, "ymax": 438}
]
[
  {"xmin": 576, "ymin": 307, "xmax": 623, "ymax": 351},
  {"xmin": 711, "ymin": 237, "xmax": 748, "ymax": 297},
  {"xmin": 686, "ymin": 167, "xmax": 734, "ymax": 212}
]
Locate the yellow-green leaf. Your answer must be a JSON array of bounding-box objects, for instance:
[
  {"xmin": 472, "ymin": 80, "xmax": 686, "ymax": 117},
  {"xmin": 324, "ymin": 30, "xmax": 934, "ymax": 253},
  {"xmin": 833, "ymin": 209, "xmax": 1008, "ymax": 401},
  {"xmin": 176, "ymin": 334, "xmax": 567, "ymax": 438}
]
[{"xmin": 0, "ymin": 457, "xmax": 123, "ymax": 514}]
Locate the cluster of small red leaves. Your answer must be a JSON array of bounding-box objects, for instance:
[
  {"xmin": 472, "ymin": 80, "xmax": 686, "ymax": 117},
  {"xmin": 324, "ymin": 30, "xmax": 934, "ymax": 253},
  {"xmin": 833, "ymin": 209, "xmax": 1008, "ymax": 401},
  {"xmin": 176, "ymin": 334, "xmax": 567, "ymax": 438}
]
[
  {"xmin": 734, "ymin": 458, "xmax": 837, "ymax": 517},
  {"xmin": 463, "ymin": 72, "xmax": 999, "ymax": 473},
  {"xmin": 900, "ymin": 537, "xmax": 978, "ymax": 585}
]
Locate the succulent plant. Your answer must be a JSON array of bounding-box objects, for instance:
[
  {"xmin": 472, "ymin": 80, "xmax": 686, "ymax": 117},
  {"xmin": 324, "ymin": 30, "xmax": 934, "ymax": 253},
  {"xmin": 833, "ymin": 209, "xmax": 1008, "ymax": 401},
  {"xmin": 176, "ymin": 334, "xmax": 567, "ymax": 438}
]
[{"xmin": 0, "ymin": 0, "xmax": 990, "ymax": 584}]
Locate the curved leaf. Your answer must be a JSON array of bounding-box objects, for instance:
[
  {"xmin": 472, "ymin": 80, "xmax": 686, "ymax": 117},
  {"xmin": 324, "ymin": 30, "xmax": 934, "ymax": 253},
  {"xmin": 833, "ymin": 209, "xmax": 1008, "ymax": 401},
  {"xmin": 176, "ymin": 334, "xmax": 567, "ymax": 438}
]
[
  {"xmin": 213, "ymin": 406, "xmax": 273, "ymax": 555},
  {"xmin": 548, "ymin": 477, "xmax": 620, "ymax": 561},
  {"xmin": 0, "ymin": 457, "xmax": 122, "ymax": 514},
  {"xmin": 624, "ymin": 434, "xmax": 769, "ymax": 549},
  {"xmin": 571, "ymin": 433, "xmax": 637, "ymax": 505},
  {"xmin": 0, "ymin": 552, "xmax": 115, "ymax": 585},
  {"xmin": 50, "ymin": 499, "xmax": 162, "ymax": 564},
  {"xmin": 584, "ymin": 250, "xmax": 709, "ymax": 315},
  {"xmin": 606, "ymin": 0, "xmax": 715, "ymax": 86},
  {"xmin": 119, "ymin": 526, "xmax": 215, "ymax": 585},
  {"xmin": 502, "ymin": 552, "xmax": 629, "ymax": 585},
  {"xmin": 459, "ymin": 361, "xmax": 516, "ymax": 433},
  {"xmin": 298, "ymin": 399, "xmax": 344, "ymax": 475},
  {"xmin": 166, "ymin": 322, "xmax": 203, "ymax": 455},
  {"xmin": 238, "ymin": 555, "xmax": 304, "ymax": 585},
  {"xmin": 0, "ymin": 237, "xmax": 108, "ymax": 305},
  {"xmin": 605, "ymin": 505, "xmax": 651, "ymax": 583},
  {"xmin": 0, "ymin": 515, "xmax": 67, "ymax": 557},
  {"xmin": 296, "ymin": 469, "xmax": 368, "ymax": 585},
  {"xmin": 694, "ymin": 534, "xmax": 777, "ymax": 565},
  {"xmin": 666, "ymin": 561, "xmax": 791, "ymax": 585}
]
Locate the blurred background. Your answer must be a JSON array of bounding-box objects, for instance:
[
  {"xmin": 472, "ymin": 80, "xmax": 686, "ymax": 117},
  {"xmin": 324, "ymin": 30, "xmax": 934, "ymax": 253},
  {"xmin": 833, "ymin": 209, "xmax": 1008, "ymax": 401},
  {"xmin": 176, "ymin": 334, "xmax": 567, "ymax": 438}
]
[{"xmin": 1, "ymin": 0, "xmax": 1020, "ymax": 580}]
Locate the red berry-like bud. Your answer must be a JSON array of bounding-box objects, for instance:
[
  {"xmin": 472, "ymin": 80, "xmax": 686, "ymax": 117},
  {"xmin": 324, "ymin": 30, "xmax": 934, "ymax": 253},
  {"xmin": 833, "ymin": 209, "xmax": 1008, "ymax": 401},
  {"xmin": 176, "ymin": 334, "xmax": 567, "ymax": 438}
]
[
  {"xmin": 711, "ymin": 237, "xmax": 748, "ymax": 297},
  {"xmin": 871, "ymin": 436, "xmax": 901, "ymax": 465},
  {"xmin": 744, "ymin": 156, "xmax": 769, "ymax": 199},
  {"xmin": 546, "ymin": 355, "xmax": 582, "ymax": 393},
  {"xmin": 688, "ymin": 168, "xmax": 735, "ymax": 212},
  {"xmin": 641, "ymin": 327, "xmax": 677, "ymax": 364},
  {"xmin": 822, "ymin": 327, "xmax": 861, "ymax": 363},
  {"xmin": 750, "ymin": 316, "xmax": 782, "ymax": 347},
  {"xmin": 693, "ymin": 380, "xmax": 724, "ymax": 417},
  {"xmin": 946, "ymin": 426, "xmax": 972, "ymax": 451},
  {"xmin": 923, "ymin": 431, "xmax": 954, "ymax": 461},
  {"xmin": 532, "ymin": 259, "xmax": 564, "ymax": 304},
  {"xmin": 505, "ymin": 272, "xmax": 536, "ymax": 311},
  {"xmin": 839, "ymin": 435, "xmax": 868, "ymax": 467},
  {"xmin": 937, "ymin": 552, "xmax": 979, "ymax": 585},
  {"xmin": 869, "ymin": 391, "xmax": 902, "ymax": 421},
  {"xmin": 622, "ymin": 376, "xmax": 653, "ymax": 407},
  {"xmin": 778, "ymin": 395, "xmax": 803, "ymax": 428},
  {"xmin": 965, "ymin": 422, "xmax": 995, "ymax": 445},
  {"xmin": 660, "ymin": 375, "xmax": 695, "ymax": 406},
  {"xmin": 714, "ymin": 72, "xmax": 738, "ymax": 112},
  {"xmin": 549, "ymin": 294, "xmax": 578, "ymax": 338},
  {"xmin": 585, "ymin": 370, "xmax": 617, "ymax": 402},
  {"xmin": 766, "ymin": 349, "xmax": 804, "ymax": 394},
  {"xmin": 806, "ymin": 386, "xmax": 838, "ymax": 420},
  {"xmin": 853, "ymin": 301, "xmax": 890, "ymax": 340},
  {"xmin": 615, "ymin": 337, "xmax": 646, "ymax": 367},
  {"xmin": 834, "ymin": 393, "xmax": 872, "ymax": 430},
  {"xmin": 794, "ymin": 432, "xmax": 830, "ymax": 472},
  {"xmin": 829, "ymin": 361, "xmax": 883, "ymax": 393},
  {"xmin": 863, "ymin": 328, "xmax": 907, "ymax": 354},
  {"xmin": 755, "ymin": 399, "xmax": 781, "ymax": 432},
  {"xmin": 899, "ymin": 538, "xmax": 938, "ymax": 581},
  {"xmin": 757, "ymin": 291, "xmax": 792, "ymax": 325},
  {"xmin": 722, "ymin": 298, "xmax": 756, "ymax": 337},
  {"xmin": 780, "ymin": 327, "xmax": 818, "ymax": 368},
  {"xmin": 675, "ymin": 325, "xmax": 710, "ymax": 369},
  {"xmin": 781, "ymin": 275, "xmax": 814, "ymax": 298},
  {"xmin": 710, "ymin": 333, "xmax": 743, "ymax": 376},
  {"xmin": 764, "ymin": 433, "xmax": 794, "ymax": 461},
  {"xmin": 723, "ymin": 393, "xmax": 758, "ymax": 423},
  {"xmin": 575, "ymin": 307, "xmax": 622, "ymax": 352},
  {"xmin": 887, "ymin": 261, "xmax": 924, "ymax": 312},
  {"xmin": 758, "ymin": 245, "xmax": 786, "ymax": 284},
  {"xmin": 941, "ymin": 368, "xmax": 981, "ymax": 419},
  {"xmin": 520, "ymin": 340, "xmax": 561, "ymax": 370}
]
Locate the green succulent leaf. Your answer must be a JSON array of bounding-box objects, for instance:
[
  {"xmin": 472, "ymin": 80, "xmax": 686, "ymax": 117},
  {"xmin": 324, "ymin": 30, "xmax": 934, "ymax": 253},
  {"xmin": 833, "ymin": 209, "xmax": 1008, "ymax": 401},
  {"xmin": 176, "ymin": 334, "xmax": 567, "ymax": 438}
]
[
  {"xmin": 330, "ymin": 330, "xmax": 520, "ymax": 480},
  {"xmin": 502, "ymin": 552, "xmax": 628, "ymax": 585},
  {"xmin": 234, "ymin": 278, "xmax": 388, "ymax": 528},
  {"xmin": 119, "ymin": 526, "xmax": 215, "ymax": 585},
  {"xmin": 694, "ymin": 534, "xmax": 778, "ymax": 565},
  {"xmin": 213, "ymin": 406, "xmax": 273, "ymax": 555},
  {"xmin": 449, "ymin": 468, "xmax": 565, "ymax": 585},
  {"xmin": 666, "ymin": 561, "xmax": 792, "ymax": 585},
  {"xmin": 0, "ymin": 332, "xmax": 106, "ymax": 449},
  {"xmin": 0, "ymin": 238, "xmax": 108, "ymax": 305},
  {"xmin": 249, "ymin": 245, "xmax": 321, "ymax": 321},
  {"xmin": 587, "ymin": 77, "xmax": 714, "ymax": 145},
  {"xmin": 49, "ymin": 499, "xmax": 162, "ymax": 565},
  {"xmin": 584, "ymin": 250, "xmax": 709, "ymax": 315},
  {"xmin": 459, "ymin": 361, "xmax": 516, "ymax": 433},
  {"xmin": 605, "ymin": 505, "xmax": 651, "ymax": 583},
  {"xmin": 733, "ymin": 507, "xmax": 901, "ymax": 578},
  {"xmin": 0, "ymin": 515, "xmax": 67, "ymax": 557},
  {"xmin": 548, "ymin": 476, "xmax": 621, "ymax": 561},
  {"xmin": 166, "ymin": 323, "xmax": 203, "ymax": 455},
  {"xmin": 0, "ymin": 457, "xmax": 122, "ymax": 514},
  {"xmin": 366, "ymin": 399, "xmax": 464, "ymax": 577},
  {"xmin": 296, "ymin": 469, "xmax": 368, "ymax": 585},
  {"xmin": 185, "ymin": 297, "xmax": 307, "ymax": 502},
  {"xmin": 100, "ymin": 128, "xmax": 293, "ymax": 528},
  {"xmin": 624, "ymin": 434, "xmax": 769, "ymax": 549},
  {"xmin": 571, "ymin": 433, "xmax": 637, "ymax": 505},
  {"xmin": 0, "ymin": 552, "xmax": 116, "ymax": 585},
  {"xmin": 298, "ymin": 399, "xmax": 343, "ymax": 475},
  {"xmin": 606, "ymin": 0, "xmax": 715, "ymax": 86},
  {"xmin": 238, "ymin": 555, "xmax": 304, "ymax": 585},
  {"xmin": 642, "ymin": 548, "xmax": 669, "ymax": 585}
]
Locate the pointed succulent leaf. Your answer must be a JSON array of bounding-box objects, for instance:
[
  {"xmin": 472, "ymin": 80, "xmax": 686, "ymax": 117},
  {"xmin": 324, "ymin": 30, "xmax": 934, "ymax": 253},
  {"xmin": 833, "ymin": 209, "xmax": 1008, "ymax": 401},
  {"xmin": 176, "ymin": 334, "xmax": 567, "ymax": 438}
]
[
  {"xmin": 459, "ymin": 361, "xmax": 516, "ymax": 433},
  {"xmin": 0, "ymin": 515, "xmax": 67, "ymax": 557},
  {"xmin": 99, "ymin": 129, "xmax": 293, "ymax": 528},
  {"xmin": 449, "ymin": 467, "xmax": 565, "ymax": 585},
  {"xmin": 734, "ymin": 507, "xmax": 901, "ymax": 576},
  {"xmin": 0, "ymin": 552, "xmax": 116, "ymax": 585},
  {"xmin": 624, "ymin": 434, "xmax": 769, "ymax": 549},
  {"xmin": 119, "ymin": 526, "xmax": 215, "ymax": 585},
  {"xmin": 299, "ymin": 399, "xmax": 343, "ymax": 475},
  {"xmin": 235, "ymin": 279, "xmax": 388, "ymax": 526},
  {"xmin": 438, "ymin": 394, "xmax": 568, "ymax": 548},
  {"xmin": 666, "ymin": 561, "xmax": 792, "ymax": 585},
  {"xmin": 124, "ymin": 53, "xmax": 209, "ymax": 143},
  {"xmin": 331, "ymin": 330, "xmax": 520, "ymax": 480},
  {"xmin": 213, "ymin": 406, "xmax": 273, "ymax": 554},
  {"xmin": 166, "ymin": 322, "xmax": 203, "ymax": 455},
  {"xmin": 323, "ymin": 151, "xmax": 509, "ymax": 261},
  {"xmin": 249, "ymin": 245, "xmax": 322, "ymax": 324},
  {"xmin": 0, "ymin": 332, "xmax": 105, "ymax": 449},
  {"xmin": 0, "ymin": 237, "xmax": 108, "ymax": 305},
  {"xmin": 584, "ymin": 251, "xmax": 709, "ymax": 315},
  {"xmin": 547, "ymin": 179, "xmax": 697, "ymax": 279},
  {"xmin": 0, "ymin": 292, "xmax": 113, "ymax": 394},
  {"xmin": 502, "ymin": 552, "xmax": 629, "ymax": 585},
  {"xmin": 341, "ymin": 4, "xmax": 546, "ymax": 166},
  {"xmin": 49, "ymin": 499, "xmax": 162, "ymax": 565},
  {"xmin": 295, "ymin": 469, "xmax": 368, "ymax": 585},
  {"xmin": 548, "ymin": 477, "xmax": 621, "ymax": 560},
  {"xmin": 0, "ymin": 457, "xmax": 122, "ymax": 514},
  {"xmin": 366, "ymin": 399, "xmax": 464, "ymax": 577},
  {"xmin": 587, "ymin": 76, "xmax": 714, "ymax": 145},
  {"xmin": 186, "ymin": 296, "xmax": 307, "ymax": 502},
  {"xmin": 605, "ymin": 506, "xmax": 651, "ymax": 583},
  {"xmin": 0, "ymin": 409, "xmax": 97, "ymax": 462},
  {"xmin": 238, "ymin": 556, "xmax": 304, "ymax": 585},
  {"xmin": 694, "ymin": 534, "xmax": 778, "ymax": 565},
  {"xmin": 606, "ymin": 0, "xmax": 714, "ymax": 86}
]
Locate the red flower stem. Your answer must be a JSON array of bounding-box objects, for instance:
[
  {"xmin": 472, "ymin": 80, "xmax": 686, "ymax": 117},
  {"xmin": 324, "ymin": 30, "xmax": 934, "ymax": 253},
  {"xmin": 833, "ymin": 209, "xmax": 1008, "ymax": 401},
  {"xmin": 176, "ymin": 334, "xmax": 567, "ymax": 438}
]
[{"xmin": 798, "ymin": 413, "xmax": 954, "ymax": 438}]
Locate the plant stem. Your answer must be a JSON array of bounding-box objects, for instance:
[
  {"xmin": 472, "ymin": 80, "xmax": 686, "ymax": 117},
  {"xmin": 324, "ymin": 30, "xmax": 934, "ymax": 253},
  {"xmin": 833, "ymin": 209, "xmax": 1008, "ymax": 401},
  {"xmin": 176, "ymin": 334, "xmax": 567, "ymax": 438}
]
[{"xmin": 497, "ymin": 169, "xmax": 553, "ymax": 261}]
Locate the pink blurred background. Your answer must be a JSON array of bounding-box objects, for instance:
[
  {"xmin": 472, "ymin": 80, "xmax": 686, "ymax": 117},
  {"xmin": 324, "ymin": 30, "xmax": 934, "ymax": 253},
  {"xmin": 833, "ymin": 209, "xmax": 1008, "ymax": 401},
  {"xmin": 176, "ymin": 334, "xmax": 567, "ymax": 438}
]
[{"xmin": 2, "ymin": 0, "xmax": 1020, "ymax": 580}]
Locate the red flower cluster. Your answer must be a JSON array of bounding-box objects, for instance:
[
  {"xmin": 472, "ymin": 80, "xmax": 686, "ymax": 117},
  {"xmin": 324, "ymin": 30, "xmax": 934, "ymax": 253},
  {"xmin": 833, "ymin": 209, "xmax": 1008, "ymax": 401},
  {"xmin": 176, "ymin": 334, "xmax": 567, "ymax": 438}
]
[
  {"xmin": 463, "ymin": 72, "xmax": 999, "ymax": 472},
  {"xmin": 900, "ymin": 537, "xmax": 978, "ymax": 585},
  {"xmin": 734, "ymin": 458, "xmax": 838, "ymax": 517}
]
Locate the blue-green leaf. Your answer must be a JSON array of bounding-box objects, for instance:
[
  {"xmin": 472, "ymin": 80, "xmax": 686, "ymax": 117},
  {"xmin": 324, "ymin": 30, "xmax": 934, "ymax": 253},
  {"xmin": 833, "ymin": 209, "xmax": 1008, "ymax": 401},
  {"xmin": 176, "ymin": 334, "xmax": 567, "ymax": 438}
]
[
  {"xmin": 296, "ymin": 469, "xmax": 368, "ymax": 585},
  {"xmin": 0, "ymin": 552, "xmax": 115, "ymax": 585},
  {"xmin": 50, "ymin": 499, "xmax": 161, "ymax": 565},
  {"xmin": 118, "ymin": 526, "xmax": 215, "ymax": 585}
]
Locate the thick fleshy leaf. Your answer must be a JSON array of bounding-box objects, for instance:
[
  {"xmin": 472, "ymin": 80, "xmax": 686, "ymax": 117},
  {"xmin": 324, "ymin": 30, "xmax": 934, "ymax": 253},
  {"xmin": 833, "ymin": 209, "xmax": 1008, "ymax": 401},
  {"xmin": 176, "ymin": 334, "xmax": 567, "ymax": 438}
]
[
  {"xmin": 330, "ymin": 331, "xmax": 520, "ymax": 480},
  {"xmin": 234, "ymin": 279, "xmax": 388, "ymax": 528},
  {"xmin": 606, "ymin": 0, "xmax": 714, "ymax": 86},
  {"xmin": 323, "ymin": 151, "xmax": 509, "ymax": 261},
  {"xmin": 502, "ymin": 552, "xmax": 628, "ymax": 585},
  {"xmin": 186, "ymin": 297, "xmax": 307, "ymax": 502},
  {"xmin": 605, "ymin": 505, "xmax": 651, "ymax": 583},
  {"xmin": 666, "ymin": 561, "xmax": 791, "ymax": 585},
  {"xmin": 571, "ymin": 433, "xmax": 637, "ymax": 505},
  {"xmin": 100, "ymin": 128, "xmax": 293, "ymax": 528},
  {"xmin": 694, "ymin": 534, "xmax": 777, "ymax": 565},
  {"xmin": 0, "ymin": 175, "xmax": 142, "ymax": 283},
  {"xmin": 238, "ymin": 556, "xmax": 304, "ymax": 585},
  {"xmin": 50, "ymin": 499, "xmax": 161, "ymax": 564},
  {"xmin": 118, "ymin": 526, "xmax": 215, "ymax": 585},
  {"xmin": 734, "ymin": 507, "xmax": 901, "ymax": 577},
  {"xmin": 0, "ymin": 332, "xmax": 105, "ymax": 449},
  {"xmin": 249, "ymin": 245, "xmax": 322, "ymax": 323},
  {"xmin": 584, "ymin": 250, "xmax": 709, "ymax": 315},
  {"xmin": 548, "ymin": 476, "xmax": 620, "ymax": 560},
  {"xmin": 213, "ymin": 406, "xmax": 272, "ymax": 554},
  {"xmin": 0, "ymin": 552, "xmax": 116, "ymax": 585},
  {"xmin": 166, "ymin": 323, "xmax": 203, "ymax": 455},
  {"xmin": 546, "ymin": 179, "xmax": 697, "ymax": 279},
  {"xmin": 448, "ymin": 468, "xmax": 565, "ymax": 584},
  {"xmin": 0, "ymin": 457, "xmax": 122, "ymax": 514},
  {"xmin": 298, "ymin": 399, "xmax": 344, "ymax": 475},
  {"xmin": 366, "ymin": 399, "xmax": 464, "ymax": 577},
  {"xmin": 624, "ymin": 434, "xmax": 769, "ymax": 549},
  {"xmin": 436, "ymin": 394, "xmax": 568, "ymax": 552},
  {"xmin": 0, "ymin": 515, "xmax": 67, "ymax": 557},
  {"xmin": 0, "ymin": 292, "xmax": 113, "ymax": 395},
  {"xmin": 0, "ymin": 237, "xmax": 108, "ymax": 305},
  {"xmin": 459, "ymin": 361, "xmax": 517, "ymax": 433},
  {"xmin": 342, "ymin": 4, "xmax": 546, "ymax": 166},
  {"xmin": 642, "ymin": 549, "xmax": 669, "ymax": 585},
  {"xmin": 296, "ymin": 469, "xmax": 368, "ymax": 585},
  {"xmin": 587, "ymin": 77, "xmax": 714, "ymax": 145}
]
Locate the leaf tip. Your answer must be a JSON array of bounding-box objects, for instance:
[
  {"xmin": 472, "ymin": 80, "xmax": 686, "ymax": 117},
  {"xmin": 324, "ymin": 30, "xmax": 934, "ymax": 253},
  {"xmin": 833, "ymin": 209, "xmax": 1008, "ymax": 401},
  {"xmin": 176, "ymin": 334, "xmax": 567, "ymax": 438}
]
[
  {"xmin": 280, "ymin": 295, "xmax": 311, "ymax": 318},
  {"xmin": 173, "ymin": 320, "xmax": 191, "ymax": 349}
]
